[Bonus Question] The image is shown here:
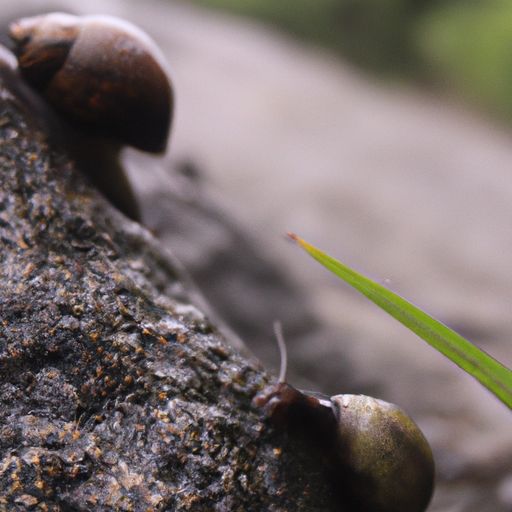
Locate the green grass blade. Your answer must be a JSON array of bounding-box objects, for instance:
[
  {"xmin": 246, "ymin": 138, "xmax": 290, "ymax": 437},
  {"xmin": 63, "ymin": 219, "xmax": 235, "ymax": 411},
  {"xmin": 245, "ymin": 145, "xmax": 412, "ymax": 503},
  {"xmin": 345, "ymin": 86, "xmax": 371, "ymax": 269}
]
[{"xmin": 288, "ymin": 233, "xmax": 512, "ymax": 409}]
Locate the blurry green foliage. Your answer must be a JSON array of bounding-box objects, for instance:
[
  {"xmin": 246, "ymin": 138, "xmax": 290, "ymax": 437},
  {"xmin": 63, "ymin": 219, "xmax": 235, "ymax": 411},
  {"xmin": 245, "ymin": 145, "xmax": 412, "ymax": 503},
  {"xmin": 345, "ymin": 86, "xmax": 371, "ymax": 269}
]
[
  {"xmin": 417, "ymin": 1, "xmax": 512, "ymax": 119},
  {"xmin": 193, "ymin": 0, "xmax": 435, "ymax": 73},
  {"xmin": 192, "ymin": 0, "xmax": 512, "ymax": 120}
]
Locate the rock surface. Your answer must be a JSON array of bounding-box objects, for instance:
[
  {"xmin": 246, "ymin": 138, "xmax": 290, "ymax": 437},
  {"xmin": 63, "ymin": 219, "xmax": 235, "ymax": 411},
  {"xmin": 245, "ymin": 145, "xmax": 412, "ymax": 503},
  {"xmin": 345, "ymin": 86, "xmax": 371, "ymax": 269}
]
[{"xmin": 0, "ymin": 67, "xmax": 341, "ymax": 511}]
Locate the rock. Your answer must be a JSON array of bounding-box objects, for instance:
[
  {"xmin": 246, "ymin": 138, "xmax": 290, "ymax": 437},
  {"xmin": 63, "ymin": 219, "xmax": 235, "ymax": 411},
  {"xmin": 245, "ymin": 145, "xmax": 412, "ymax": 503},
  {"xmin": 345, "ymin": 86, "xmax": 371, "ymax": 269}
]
[{"xmin": 0, "ymin": 65, "xmax": 343, "ymax": 510}]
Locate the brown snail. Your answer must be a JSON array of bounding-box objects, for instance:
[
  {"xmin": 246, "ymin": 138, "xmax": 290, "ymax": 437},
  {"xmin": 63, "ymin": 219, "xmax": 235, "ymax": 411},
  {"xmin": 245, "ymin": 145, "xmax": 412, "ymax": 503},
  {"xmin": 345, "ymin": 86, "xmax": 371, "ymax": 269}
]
[
  {"xmin": 254, "ymin": 323, "xmax": 435, "ymax": 512},
  {"xmin": 8, "ymin": 13, "xmax": 174, "ymax": 220}
]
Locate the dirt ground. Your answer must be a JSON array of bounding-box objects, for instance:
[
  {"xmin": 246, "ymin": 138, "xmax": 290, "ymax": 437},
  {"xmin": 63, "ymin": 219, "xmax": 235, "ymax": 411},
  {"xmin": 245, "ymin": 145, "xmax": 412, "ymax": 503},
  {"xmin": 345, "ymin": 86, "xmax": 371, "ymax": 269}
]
[{"xmin": 2, "ymin": 0, "xmax": 512, "ymax": 510}]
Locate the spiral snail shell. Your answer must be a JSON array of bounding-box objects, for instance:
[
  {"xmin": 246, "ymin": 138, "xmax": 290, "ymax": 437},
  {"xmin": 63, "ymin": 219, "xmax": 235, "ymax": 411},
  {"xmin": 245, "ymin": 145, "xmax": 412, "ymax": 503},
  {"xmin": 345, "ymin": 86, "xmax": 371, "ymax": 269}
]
[{"xmin": 9, "ymin": 12, "xmax": 173, "ymax": 153}]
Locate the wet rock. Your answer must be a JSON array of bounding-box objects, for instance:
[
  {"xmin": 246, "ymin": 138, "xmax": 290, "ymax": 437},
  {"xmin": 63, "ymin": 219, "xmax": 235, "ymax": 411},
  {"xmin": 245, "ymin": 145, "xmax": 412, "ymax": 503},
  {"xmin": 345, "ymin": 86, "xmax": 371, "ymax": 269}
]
[{"xmin": 0, "ymin": 66, "xmax": 343, "ymax": 510}]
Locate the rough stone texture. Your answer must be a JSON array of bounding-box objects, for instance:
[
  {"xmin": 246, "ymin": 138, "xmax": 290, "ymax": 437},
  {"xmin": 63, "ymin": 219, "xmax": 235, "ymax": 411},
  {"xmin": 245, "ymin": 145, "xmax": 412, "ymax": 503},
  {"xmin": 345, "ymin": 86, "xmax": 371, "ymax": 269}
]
[{"xmin": 0, "ymin": 69, "xmax": 341, "ymax": 510}]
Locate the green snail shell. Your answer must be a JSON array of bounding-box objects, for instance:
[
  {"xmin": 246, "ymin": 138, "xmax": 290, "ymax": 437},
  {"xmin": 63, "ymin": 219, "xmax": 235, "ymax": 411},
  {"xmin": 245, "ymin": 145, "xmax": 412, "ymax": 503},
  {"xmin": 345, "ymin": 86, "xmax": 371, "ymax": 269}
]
[{"xmin": 332, "ymin": 394, "xmax": 435, "ymax": 512}]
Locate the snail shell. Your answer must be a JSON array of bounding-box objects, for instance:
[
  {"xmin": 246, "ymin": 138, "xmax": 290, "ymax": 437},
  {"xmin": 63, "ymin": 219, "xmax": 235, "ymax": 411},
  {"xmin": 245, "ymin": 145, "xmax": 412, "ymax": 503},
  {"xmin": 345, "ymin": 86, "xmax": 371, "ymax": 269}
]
[
  {"xmin": 332, "ymin": 394, "xmax": 434, "ymax": 512},
  {"xmin": 9, "ymin": 13, "xmax": 173, "ymax": 153},
  {"xmin": 255, "ymin": 383, "xmax": 434, "ymax": 512}
]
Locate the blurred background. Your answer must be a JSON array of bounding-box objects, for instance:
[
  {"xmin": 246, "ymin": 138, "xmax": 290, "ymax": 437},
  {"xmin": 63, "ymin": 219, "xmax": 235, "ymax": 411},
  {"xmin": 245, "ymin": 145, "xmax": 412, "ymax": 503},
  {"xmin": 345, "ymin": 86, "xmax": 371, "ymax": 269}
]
[{"xmin": 1, "ymin": 0, "xmax": 512, "ymax": 510}]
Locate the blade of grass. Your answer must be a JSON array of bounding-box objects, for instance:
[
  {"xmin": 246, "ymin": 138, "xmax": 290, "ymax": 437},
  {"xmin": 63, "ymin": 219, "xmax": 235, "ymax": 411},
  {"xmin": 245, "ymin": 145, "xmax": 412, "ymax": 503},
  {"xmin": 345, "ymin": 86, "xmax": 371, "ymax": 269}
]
[{"xmin": 288, "ymin": 233, "xmax": 512, "ymax": 409}]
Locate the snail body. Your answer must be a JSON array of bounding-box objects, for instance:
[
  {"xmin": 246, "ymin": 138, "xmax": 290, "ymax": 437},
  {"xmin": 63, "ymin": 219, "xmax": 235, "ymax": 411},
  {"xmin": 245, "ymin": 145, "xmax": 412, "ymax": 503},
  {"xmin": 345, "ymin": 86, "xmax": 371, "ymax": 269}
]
[
  {"xmin": 255, "ymin": 324, "xmax": 434, "ymax": 512},
  {"xmin": 8, "ymin": 13, "xmax": 174, "ymax": 220}
]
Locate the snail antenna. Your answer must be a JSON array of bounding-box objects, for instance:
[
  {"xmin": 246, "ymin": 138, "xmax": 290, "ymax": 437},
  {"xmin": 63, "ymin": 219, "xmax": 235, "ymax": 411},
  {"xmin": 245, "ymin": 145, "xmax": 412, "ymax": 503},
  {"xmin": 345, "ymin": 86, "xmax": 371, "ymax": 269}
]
[{"xmin": 273, "ymin": 321, "xmax": 288, "ymax": 383}]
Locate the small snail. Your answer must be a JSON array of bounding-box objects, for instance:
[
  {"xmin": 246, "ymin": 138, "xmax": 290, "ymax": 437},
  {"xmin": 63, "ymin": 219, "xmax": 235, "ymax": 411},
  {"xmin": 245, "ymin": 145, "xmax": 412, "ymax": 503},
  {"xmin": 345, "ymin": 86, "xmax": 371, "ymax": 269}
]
[
  {"xmin": 8, "ymin": 13, "xmax": 174, "ymax": 220},
  {"xmin": 254, "ymin": 323, "xmax": 435, "ymax": 512}
]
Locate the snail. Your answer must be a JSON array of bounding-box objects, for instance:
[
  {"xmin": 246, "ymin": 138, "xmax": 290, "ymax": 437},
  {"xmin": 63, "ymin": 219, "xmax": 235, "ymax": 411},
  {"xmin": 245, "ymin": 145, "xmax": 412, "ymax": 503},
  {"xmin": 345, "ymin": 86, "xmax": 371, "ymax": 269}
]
[
  {"xmin": 8, "ymin": 12, "xmax": 174, "ymax": 221},
  {"xmin": 254, "ymin": 323, "xmax": 435, "ymax": 512}
]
